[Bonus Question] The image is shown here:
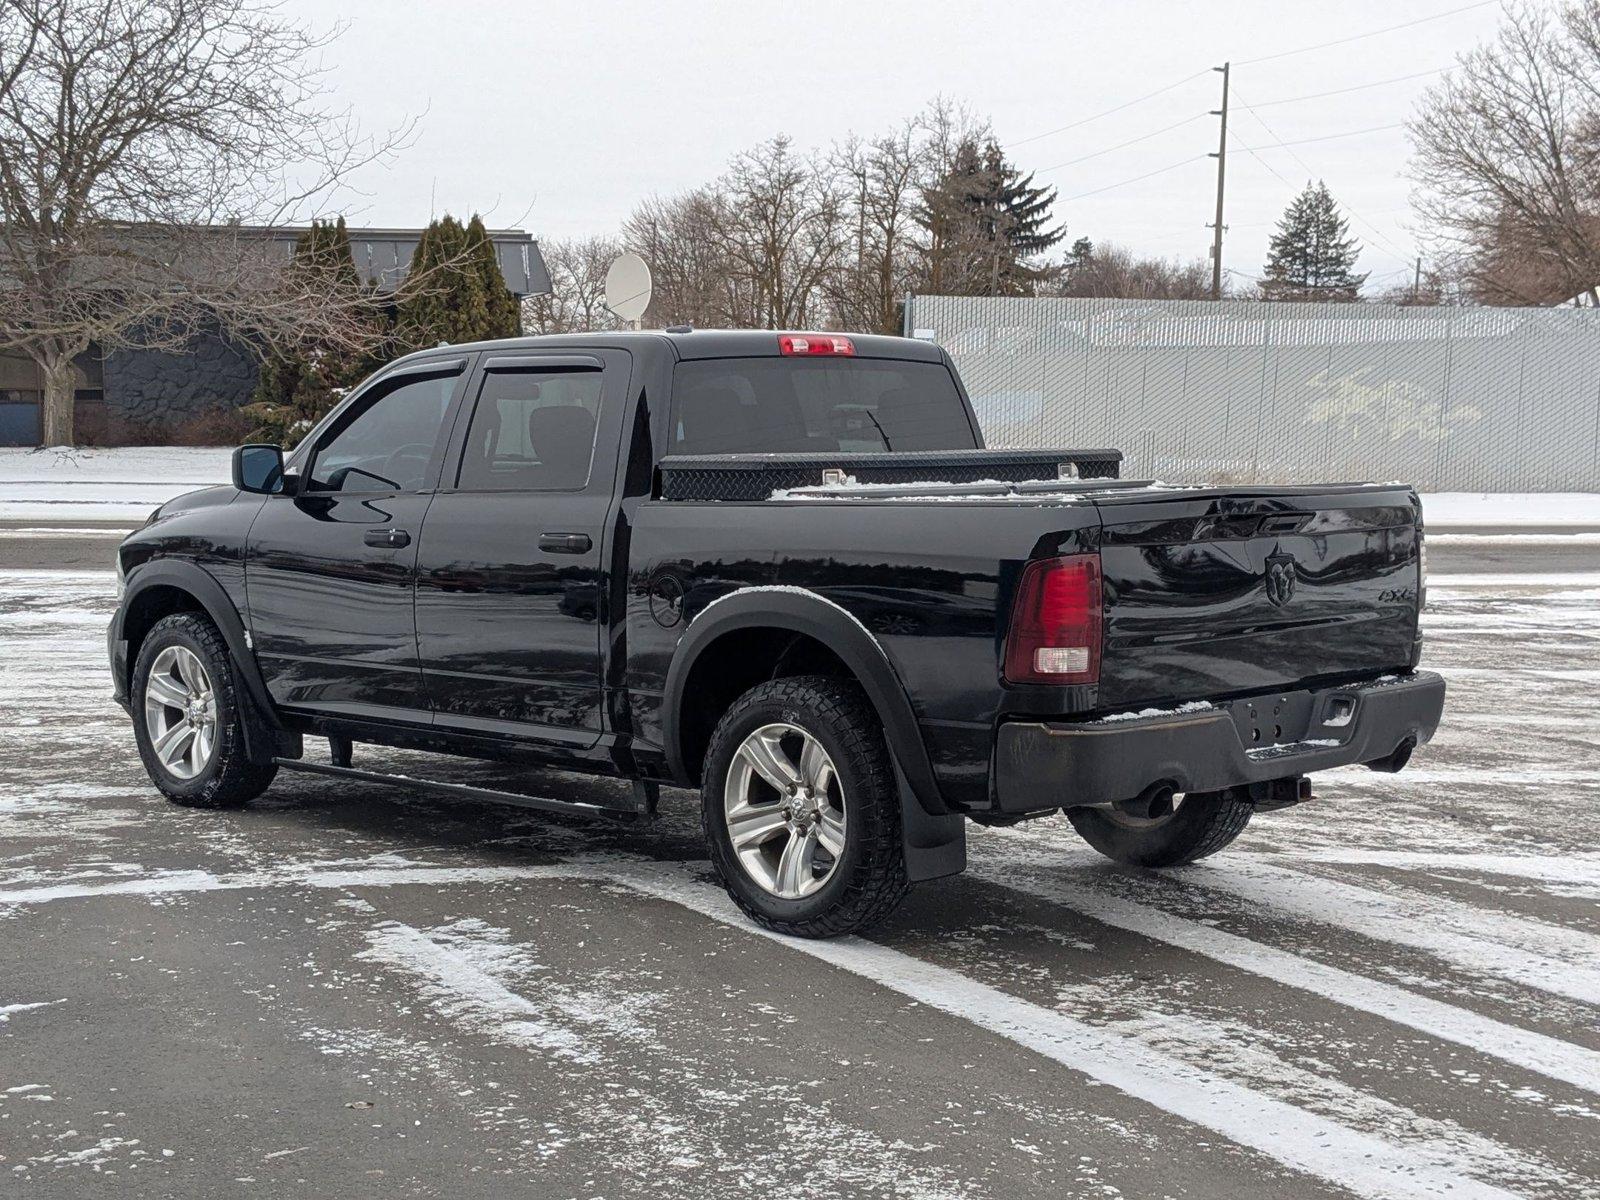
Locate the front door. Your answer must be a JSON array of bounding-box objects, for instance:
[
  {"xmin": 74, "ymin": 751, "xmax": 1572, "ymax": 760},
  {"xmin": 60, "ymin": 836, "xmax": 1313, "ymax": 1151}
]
[
  {"xmin": 246, "ymin": 359, "xmax": 469, "ymax": 720},
  {"xmin": 414, "ymin": 351, "xmax": 629, "ymax": 748}
]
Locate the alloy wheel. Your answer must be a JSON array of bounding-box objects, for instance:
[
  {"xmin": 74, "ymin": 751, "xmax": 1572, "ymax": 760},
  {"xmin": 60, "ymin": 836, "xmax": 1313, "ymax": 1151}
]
[
  {"xmin": 143, "ymin": 645, "xmax": 218, "ymax": 781},
  {"xmin": 723, "ymin": 722, "xmax": 847, "ymax": 899}
]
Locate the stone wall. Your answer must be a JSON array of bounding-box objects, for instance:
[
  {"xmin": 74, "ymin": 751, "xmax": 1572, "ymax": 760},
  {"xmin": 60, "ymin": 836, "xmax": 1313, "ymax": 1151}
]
[{"xmin": 102, "ymin": 332, "xmax": 259, "ymax": 434}]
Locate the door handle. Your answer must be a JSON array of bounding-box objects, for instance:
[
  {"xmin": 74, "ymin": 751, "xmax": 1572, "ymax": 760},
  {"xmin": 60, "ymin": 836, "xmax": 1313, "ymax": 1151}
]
[
  {"xmin": 538, "ymin": 532, "xmax": 592, "ymax": 554},
  {"xmin": 364, "ymin": 528, "xmax": 411, "ymax": 548}
]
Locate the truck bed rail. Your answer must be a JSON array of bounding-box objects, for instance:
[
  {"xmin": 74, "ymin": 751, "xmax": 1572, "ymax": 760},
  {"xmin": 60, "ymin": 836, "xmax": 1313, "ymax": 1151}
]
[{"xmin": 657, "ymin": 448, "xmax": 1123, "ymax": 502}]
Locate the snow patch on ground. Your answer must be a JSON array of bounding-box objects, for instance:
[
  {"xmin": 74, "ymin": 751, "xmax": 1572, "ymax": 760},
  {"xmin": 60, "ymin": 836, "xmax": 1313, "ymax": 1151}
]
[
  {"xmin": 358, "ymin": 917, "xmax": 662, "ymax": 1066},
  {"xmin": 0, "ymin": 998, "xmax": 64, "ymax": 1022}
]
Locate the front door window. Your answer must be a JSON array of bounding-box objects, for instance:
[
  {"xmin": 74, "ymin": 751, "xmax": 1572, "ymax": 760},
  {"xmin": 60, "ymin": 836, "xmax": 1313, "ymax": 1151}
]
[{"xmin": 308, "ymin": 372, "xmax": 458, "ymax": 493}]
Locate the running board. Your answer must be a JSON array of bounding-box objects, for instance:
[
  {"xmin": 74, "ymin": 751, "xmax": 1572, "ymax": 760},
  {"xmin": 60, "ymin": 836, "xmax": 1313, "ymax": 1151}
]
[{"xmin": 273, "ymin": 758, "xmax": 657, "ymax": 820}]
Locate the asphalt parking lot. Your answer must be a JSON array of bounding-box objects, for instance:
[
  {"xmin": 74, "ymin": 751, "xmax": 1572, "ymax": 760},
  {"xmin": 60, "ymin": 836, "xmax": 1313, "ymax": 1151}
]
[{"xmin": 2, "ymin": 531, "xmax": 1598, "ymax": 1198}]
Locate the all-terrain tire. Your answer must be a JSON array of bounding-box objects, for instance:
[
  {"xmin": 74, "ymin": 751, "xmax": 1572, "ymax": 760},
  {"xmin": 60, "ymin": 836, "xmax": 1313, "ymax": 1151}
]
[
  {"xmin": 1065, "ymin": 789, "xmax": 1252, "ymax": 867},
  {"xmin": 701, "ymin": 675, "xmax": 909, "ymax": 938},
  {"xmin": 131, "ymin": 613, "xmax": 277, "ymax": 809}
]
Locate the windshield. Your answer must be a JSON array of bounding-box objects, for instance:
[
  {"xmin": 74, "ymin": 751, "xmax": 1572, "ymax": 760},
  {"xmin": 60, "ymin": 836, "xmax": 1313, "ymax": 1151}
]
[{"xmin": 669, "ymin": 357, "xmax": 978, "ymax": 455}]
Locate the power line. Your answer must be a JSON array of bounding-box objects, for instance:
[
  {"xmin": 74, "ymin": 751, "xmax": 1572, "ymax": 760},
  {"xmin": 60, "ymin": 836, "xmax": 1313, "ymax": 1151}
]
[
  {"xmin": 1008, "ymin": 69, "xmax": 1210, "ymax": 148},
  {"xmin": 1060, "ymin": 154, "xmax": 1211, "ymax": 202},
  {"xmin": 1035, "ymin": 114, "xmax": 1206, "ymax": 173},
  {"xmin": 1248, "ymin": 67, "xmax": 1450, "ymax": 109},
  {"xmin": 1235, "ymin": 0, "xmax": 1495, "ymax": 67},
  {"xmin": 1235, "ymin": 122, "xmax": 1405, "ymax": 152},
  {"xmin": 1230, "ymin": 86, "xmax": 1415, "ymax": 266},
  {"xmin": 1237, "ymin": 135, "xmax": 1296, "ymax": 188}
]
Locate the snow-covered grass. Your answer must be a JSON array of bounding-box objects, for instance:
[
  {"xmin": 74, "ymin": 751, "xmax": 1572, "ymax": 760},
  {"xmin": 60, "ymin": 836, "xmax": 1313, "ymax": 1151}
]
[
  {"xmin": 1422, "ymin": 492, "xmax": 1600, "ymax": 528},
  {"xmin": 3, "ymin": 446, "xmax": 1598, "ymax": 528},
  {"xmin": 0, "ymin": 446, "xmax": 232, "ymax": 521}
]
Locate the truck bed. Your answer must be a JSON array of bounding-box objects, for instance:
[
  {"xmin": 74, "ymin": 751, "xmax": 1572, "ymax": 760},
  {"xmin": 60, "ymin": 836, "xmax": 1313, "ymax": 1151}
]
[{"xmin": 655, "ymin": 454, "xmax": 1423, "ymax": 714}]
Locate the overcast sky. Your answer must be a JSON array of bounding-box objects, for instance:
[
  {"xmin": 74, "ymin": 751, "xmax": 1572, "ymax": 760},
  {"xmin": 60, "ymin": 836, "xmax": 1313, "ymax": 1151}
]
[{"xmin": 280, "ymin": 0, "xmax": 1513, "ymax": 295}]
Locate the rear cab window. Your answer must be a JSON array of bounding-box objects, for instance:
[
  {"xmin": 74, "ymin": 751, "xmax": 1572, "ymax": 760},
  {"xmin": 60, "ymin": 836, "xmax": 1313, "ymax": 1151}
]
[{"xmin": 669, "ymin": 357, "xmax": 978, "ymax": 455}]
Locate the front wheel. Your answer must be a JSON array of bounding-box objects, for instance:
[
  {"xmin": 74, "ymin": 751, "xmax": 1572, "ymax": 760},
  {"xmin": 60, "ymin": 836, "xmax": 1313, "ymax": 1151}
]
[
  {"xmin": 701, "ymin": 675, "xmax": 909, "ymax": 938},
  {"xmin": 131, "ymin": 613, "xmax": 277, "ymax": 809},
  {"xmin": 1065, "ymin": 789, "xmax": 1252, "ymax": 867}
]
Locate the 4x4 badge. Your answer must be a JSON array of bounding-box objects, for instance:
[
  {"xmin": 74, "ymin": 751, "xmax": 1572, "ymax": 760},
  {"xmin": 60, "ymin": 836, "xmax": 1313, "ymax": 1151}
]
[{"xmin": 1265, "ymin": 554, "xmax": 1297, "ymax": 607}]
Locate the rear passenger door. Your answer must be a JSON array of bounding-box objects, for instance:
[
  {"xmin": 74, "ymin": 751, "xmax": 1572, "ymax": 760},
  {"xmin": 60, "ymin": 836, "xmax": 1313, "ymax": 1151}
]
[{"xmin": 413, "ymin": 351, "xmax": 630, "ymax": 750}]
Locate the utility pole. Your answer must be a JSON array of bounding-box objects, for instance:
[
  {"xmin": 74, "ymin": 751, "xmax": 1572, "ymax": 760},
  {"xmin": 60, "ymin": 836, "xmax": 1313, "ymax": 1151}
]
[
  {"xmin": 1208, "ymin": 62, "xmax": 1230, "ymax": 301},
  {"xmin": 1412, "ymin": 255, "xmax": 1422, "ymax": 304}
]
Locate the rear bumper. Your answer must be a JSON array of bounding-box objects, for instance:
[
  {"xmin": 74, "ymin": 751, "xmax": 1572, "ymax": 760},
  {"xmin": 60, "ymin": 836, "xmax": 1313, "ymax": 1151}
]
[{"xmin": 993, "ymin": 671, "xmax": 1445, "ymax": 814}]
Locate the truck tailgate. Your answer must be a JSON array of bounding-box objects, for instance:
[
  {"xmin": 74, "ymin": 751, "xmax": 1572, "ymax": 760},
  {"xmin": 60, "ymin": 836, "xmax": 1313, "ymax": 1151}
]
[{"xmin": 1091, "ymin": 485, "xmax": 1422, "ymax": 710}]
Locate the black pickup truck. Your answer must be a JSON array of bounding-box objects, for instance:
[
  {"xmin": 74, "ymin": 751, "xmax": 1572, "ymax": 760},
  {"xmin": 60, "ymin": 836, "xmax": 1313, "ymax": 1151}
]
[{"xmin": 109, "ymin": 329, "xmax": 1444, "ymax": 936}]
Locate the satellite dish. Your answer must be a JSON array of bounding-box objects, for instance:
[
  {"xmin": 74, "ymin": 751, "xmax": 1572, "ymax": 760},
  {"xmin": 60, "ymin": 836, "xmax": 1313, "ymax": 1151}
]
[{"xmin": 604, "ymin": 253, "xmax": 653, "ymax": 324}]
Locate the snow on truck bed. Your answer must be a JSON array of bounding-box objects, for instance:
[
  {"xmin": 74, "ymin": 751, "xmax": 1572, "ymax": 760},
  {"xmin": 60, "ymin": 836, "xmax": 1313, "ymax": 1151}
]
[{"xmin": 1, "ymin": 446, "xmax": 1596, "ymax": 528}]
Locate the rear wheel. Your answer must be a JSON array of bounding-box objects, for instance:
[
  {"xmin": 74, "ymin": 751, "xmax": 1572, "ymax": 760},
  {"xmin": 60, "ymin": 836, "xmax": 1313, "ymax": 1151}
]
[
  {"xmin": 701, "ymin": 675, "xmax": 909, "ymax": 938},
  {"xmin": 132, "ymin": 613, "xmax": 276, "ymax": 809},
  {"xmin": 1065, "ymin": 789, "xmax": 1252, "ymax": 867}
]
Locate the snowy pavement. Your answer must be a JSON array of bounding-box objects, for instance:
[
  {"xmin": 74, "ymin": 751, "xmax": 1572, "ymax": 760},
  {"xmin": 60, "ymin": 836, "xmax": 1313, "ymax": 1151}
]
[{"xmin": 1, "ymin": 561, "xmax": 1598, "ymax": 1197}]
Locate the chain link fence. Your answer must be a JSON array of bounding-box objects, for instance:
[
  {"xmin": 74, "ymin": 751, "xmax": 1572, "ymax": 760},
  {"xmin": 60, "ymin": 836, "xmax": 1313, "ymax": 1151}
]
[{"xmin": 907, "ymin": 294, "xmax": 1600, "ymax": 492}]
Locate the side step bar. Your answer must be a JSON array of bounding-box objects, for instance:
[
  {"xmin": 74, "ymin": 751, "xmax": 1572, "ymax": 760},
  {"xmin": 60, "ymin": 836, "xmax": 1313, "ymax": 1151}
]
[{"xmin": 273, "ymin": 758, "xmax": 658, "ymax": 821}]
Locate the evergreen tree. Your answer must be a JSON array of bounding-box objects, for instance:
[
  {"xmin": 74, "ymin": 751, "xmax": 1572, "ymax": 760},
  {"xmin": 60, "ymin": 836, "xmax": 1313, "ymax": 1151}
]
[
  {"xmin": 1261, "ymin": 181, "xmax": 1368, "ymax": 302},
  {"xmin": 467, "ymin": 214, "xmax": 522, "ymax": 337},
  {"xmin": 395, "ymin": 213, "xmax": 520, "ymax": 349},
  {"xmin": 1063, "ymin": 236, "xmax": 1095, "ymax": 289},
  {"xmin": 244, "ymin": 217, "xmax": 370, "ymax": 445},
  {"xmin": 919, "ymin": 137, "xmax": 1066, "ymax": 295},
  {"xmin": 395, "ymin": 215, "xmax": 471, "ymax": 349}
]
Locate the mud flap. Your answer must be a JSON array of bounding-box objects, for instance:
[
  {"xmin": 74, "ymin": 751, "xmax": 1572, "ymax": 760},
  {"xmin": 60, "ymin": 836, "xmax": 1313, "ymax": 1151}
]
[
  {"xmin": 236, "ymin": 680, "xmax": 301, "ymax": 767},
  {"xmin": 895, "ymin": 761, "xmax": 966, "ymax": 882}
]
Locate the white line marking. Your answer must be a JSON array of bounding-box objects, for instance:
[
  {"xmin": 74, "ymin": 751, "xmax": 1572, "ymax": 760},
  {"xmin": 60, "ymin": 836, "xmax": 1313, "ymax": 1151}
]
[
  {"xmin": 1329, "ymin": 766, "xmax": 1600, "ymax": 787},
  {"xmin": 972, "ymin": 860, "xmax": 1600, "ymax": 1095},
  {"xmin": 1266, "ymin": 849, "xmax": 1600, "ymax": 889},
  {"xmin": 1175, "ymin": 859, "xmax": 1600, "ymax": 1006}
]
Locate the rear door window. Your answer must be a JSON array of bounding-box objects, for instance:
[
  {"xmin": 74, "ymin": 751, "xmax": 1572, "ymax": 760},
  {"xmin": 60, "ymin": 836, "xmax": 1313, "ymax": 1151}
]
[{"xmin": 670, "ymin": 358, "xmax": 978, "ymax": 455}]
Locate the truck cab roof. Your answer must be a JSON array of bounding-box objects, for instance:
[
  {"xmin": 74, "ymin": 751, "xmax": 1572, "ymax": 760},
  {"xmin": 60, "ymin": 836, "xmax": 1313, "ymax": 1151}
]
[{"xmin": 384, "ymin": 328, "xmax": 948, "ymax": 366}]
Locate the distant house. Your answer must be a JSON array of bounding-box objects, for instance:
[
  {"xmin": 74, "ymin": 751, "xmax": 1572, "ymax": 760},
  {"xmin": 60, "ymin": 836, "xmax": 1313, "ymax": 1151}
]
[{"xmin": 0, "ymin": 226, "xmax": 552, "ymax": 447}]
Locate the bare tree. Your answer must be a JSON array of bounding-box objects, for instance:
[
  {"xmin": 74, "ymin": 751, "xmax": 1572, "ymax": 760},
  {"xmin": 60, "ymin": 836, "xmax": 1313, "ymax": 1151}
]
[
  {"xmin": 715, "ymin": 136, "xmax": 847, "ymax": 328},
  {"xmin": 1408, "ymin": 1, "xmax": 1600, "ymax": 305},
  {"xmin": 0, "ymin": 0, "xmax": 410, "ymax": 444},
  {"xmin": 523, "ymin": 235, "xmax": 627, "ymax": 334},
  {"xmin": 828, "ymin": 120, "xmax": 926, "ymax": 333},
  {"xmin": 1050, "ymin": 240, "xmax": 1212, "ymax": 300},
  {"xmin": 623, "ymin": 189, "xmax": 739, "ymax": 328},
  {"xmin": 911, "ymin": 98, "xmax": 993, "ymax": 295}
]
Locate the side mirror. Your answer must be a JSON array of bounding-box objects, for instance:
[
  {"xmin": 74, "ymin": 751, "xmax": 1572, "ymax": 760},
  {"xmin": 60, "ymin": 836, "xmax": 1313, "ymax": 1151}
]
[{"xmin": 232, "ymin": 444, "xmax": 286, "ymax": 495}]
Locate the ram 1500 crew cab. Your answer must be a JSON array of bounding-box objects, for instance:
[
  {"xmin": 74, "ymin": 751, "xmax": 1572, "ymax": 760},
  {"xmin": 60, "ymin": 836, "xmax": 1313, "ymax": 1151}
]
[{"xmin": 109, "ymin": 329, "xmax": 1444, "ymax": 936}]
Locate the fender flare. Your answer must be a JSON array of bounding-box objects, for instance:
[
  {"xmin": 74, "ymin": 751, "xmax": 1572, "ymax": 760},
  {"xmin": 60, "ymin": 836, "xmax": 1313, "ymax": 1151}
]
[
  {"xmin": 119, "ymin": 559, "xmax": 283, "ymax": 735},
  {"xmin": 663, "ymin": 586, "xmax": 949, "ymax": 816}
]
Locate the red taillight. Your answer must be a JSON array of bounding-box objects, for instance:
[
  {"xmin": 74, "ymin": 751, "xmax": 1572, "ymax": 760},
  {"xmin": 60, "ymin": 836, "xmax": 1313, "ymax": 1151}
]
[
  {"xmin": 779, "ymin": 333, "xmax": 855, "ymax": 356},
  {"xmin": 1003, "ymin": 554, "xmax": 1102, "ymax": 685}
]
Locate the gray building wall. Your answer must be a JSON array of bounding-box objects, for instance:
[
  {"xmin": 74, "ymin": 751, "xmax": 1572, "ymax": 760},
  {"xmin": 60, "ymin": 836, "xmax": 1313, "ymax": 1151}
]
[{"xmin": 909, "ymin": 295, "xmax": 1600, "ymax": 493}]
